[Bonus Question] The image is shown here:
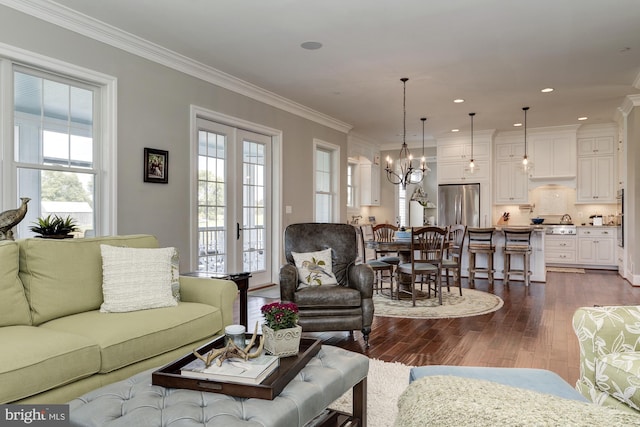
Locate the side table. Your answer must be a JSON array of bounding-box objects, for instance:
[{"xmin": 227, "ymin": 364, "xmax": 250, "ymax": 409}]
[{"xmin": 183, "ymin": 271, "xmax": 251, "ymax": 328}]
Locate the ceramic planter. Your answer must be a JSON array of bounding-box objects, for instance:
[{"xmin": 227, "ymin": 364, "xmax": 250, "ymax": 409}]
[{"xmin": 262, "ymin": 324, "xmax": 302, "ymax": 357}]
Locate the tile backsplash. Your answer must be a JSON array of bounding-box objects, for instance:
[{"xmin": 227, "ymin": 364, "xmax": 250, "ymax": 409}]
[{"xmin": 493, "ymin": 185, "xmax": 618, "ymax": 226}]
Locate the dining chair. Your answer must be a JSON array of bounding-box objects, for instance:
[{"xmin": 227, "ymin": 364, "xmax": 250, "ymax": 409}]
[
  {"xmin": 358, "ymin": 224, "xmax": 394, "ymax": 296},
  {"xmin": 372, "ymin": 224, "xmax": 401, "ymax": 266},
  {"xmin": 442, "ymin": 224, "xmax": 467, "ymax": 295},
  {"xmin": 397, "ymin": 226, "xmax": 447, "ymax": 306}
]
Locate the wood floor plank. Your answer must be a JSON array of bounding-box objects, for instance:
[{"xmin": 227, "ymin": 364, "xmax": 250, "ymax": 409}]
[{"xmin": 239, "ymin": 269, "xmax": 640, "ymax": 385}]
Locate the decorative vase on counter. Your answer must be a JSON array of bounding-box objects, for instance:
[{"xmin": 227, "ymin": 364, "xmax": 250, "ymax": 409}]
[{"xmin": 262, "ymin": 324, "xmax": 302, "ymax": 357}]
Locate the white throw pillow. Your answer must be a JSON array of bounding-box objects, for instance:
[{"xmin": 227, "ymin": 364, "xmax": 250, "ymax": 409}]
[
  {"xmin": 100, "ymin": 245, "xmax": 178, "ymax": 313},
  {"xmin": 291, "ymin": 248, "xmax": 338, "ymax": 288}
]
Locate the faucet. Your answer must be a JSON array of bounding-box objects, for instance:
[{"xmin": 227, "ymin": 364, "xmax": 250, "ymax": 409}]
[{"xmin": 560, "ymin": 214, "xmax": 572, "ymax": 224}]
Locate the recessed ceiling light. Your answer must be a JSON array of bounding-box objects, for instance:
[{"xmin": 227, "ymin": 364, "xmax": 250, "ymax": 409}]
[
  {"xmin": 513, "ymin": 123, "xmax": 523, "ymax": 127},
  {"xmin": 541, "ymin": 88, "xmax": 554, "ymax": 93},
  {"xmin": 300, "ymin": 41, "xmax": 323, "ymax": 50},
  {"xmin": 578, "ymin": 116, "xmax": 588, "ymax": 121},
  {"xmin": 451, "ymin": 129, "xmax": 460, "ymax": 132},
  {"xmin": 453, "ymin": 99, "xmax": 465, "ymax": 103}
]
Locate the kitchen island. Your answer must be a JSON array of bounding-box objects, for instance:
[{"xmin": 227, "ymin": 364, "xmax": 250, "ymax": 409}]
[{"xmin": 460, "ymin": 226, "xmax": 546, "ymax": 284}]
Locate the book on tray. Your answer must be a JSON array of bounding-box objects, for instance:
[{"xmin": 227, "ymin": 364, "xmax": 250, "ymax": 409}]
[{"xmin": 181, "ymin": 353, "xmax": 280, "ymax": 385}]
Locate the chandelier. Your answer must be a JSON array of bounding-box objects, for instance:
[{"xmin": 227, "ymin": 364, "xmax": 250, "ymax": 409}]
[{"xmin": 385, "ymin": 78, "xmax": 427, "ymax": 189}]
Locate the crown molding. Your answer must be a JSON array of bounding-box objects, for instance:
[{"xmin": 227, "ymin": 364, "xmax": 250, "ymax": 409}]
[
  {"xmin": 619, "ymin": 94, "xmax": 640, "ymax": 117},
  {"xmin": 0, "ymin": 0, "xmax": 353, "ymax": 134}
]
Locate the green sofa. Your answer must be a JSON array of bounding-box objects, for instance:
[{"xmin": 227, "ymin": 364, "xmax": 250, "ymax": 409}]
[
  {"xmin": 0, "ymin": 234, "xmax": 237, "ymax": 404},
  {"xmin": 573, "ymin": 305, "xmax": 640, "ymax": 414}
]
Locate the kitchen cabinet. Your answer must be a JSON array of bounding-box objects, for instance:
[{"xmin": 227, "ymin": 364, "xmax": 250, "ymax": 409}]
[
  {"xmin": 439, "ymin": 140, "xmax": 490, "ymax": 162},
  {"xmin": 577, "ymin": 227, "xmax": 616, "ymax": 266},
  {"xmin": 577, "ymin": 136, "xmax": 615, "ymax": 156},
  {"xmin": 494, "ymin": 141, "xmax": 528, "ymax": 204},
  {"xmin": 360, "ymin": 163, "xmax": 380, "ymax": 206},
  {"xmin": 576, "ymin": 136, "xmax": 615, "ymax": 203},
  {"xmin": 576, "ymin": 156, "xmax": 615, "ymax": 203},
  {"xmin": 438, "ymin": 160, "xmax": 490, "ymax": 183},
  {"xmin": 495, "ymin": 161, "xmax": 528, "ymax": 204},
  {"xmin": 495, "ymin": 141, "xmax": 525, "ymax": 161},
  {"xmin": 545, "ymin": 234, "xmax": 576, "ymax": 264},
  {"xmin": 529, "ymin": 135, "xmax": 576, "ymax": 180}
]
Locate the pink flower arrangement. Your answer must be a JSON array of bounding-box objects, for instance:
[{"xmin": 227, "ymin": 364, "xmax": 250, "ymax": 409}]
[{"xmin": 261, "ymin": 302, "xmax": 299, "ymax": 331}]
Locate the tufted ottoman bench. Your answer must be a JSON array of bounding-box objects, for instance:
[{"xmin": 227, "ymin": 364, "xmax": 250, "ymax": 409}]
[{"xmin": 68, "ymin": 345, "xmax": 368, "ymax": 427}]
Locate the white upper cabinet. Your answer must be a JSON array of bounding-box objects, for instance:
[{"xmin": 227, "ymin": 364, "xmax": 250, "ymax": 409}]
[
  {"xmin": 494, "ymin": 138, "xmax": 528, "ymax": 204},
  {"xmin": 360, "ymin": 163, "xmax": 380, "ymax": 206},
  {"xmin": 577, "ymin": 156, "xmax": 615, "ymax": 203},
  {"xmin": 438, "ymin": 139, "xmax": 490, "ymax": 162},
  {"xmin": 577, "ymin": 136, "xmax": 615, "ymax": 156},
  {"xmin": 576, "ymin": 132, "xmax": 616, "ymax": 204},
  {"xmin": 495, "ymin": 141, "xmax": 525, "ymax": 161},
  {"xmin": 495, "ymin": 160, "xmax": 528, "ymax": 204},
  {"xmin": 529, "ymin": 133, "xmax": 576, "ymax": 180}
]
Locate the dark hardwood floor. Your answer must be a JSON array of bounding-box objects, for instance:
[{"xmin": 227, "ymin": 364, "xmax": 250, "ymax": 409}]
[{"xmin": 239, "ymin": 270, "xmax": 640, "ymax": 385}]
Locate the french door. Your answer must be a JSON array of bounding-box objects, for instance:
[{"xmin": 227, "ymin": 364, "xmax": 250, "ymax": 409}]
[{"xmin": 196, "ymin": 118, "xmax": 272, "ymax": 286}]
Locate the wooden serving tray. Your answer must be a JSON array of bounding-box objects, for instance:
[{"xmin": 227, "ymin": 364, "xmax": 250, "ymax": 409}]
[{"xmin": 152, "ymin": 335, "xmax": 321, "ymax": 400}]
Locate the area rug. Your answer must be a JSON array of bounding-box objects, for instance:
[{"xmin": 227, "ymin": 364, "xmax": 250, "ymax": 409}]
[
  {"xmin": 329, "ymin": 358, "xmax": 413, "ymax": 427},
  {"xmin": 373, "ymin": 287, "xmax": 503, "ymax": 319},
  {"xmin": 547, "ymin": 267, "xmax": 585, "ymax": 273}
]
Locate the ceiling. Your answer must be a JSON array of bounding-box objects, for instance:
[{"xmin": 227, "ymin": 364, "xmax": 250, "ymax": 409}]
[{"xmin": 29, "ymin": 0, "xmax": 640, "ymax": 146}]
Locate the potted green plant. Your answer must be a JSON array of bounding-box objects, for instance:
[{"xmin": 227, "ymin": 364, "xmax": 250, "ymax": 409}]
[
  {"xmin": 260, "ymin": 302, "xmax": 301, "ymax": 357},
  {"xmin": 30, "ymin": 214, "xmax": 78, "ymax": 238}
]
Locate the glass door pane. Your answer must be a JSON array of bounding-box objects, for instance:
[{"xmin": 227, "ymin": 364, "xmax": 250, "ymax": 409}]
[
  {"xmin": 238, "ymin": 130, "xmax": 271, "ymax": 286},
  {"xmin": 197, "ymin": 127, "xmax": 228, "ymax": 273}
]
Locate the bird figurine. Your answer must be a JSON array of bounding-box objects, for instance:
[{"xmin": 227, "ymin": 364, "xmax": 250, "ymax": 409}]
[{"xmin": 0, "ymin": 197, "xmax": 30, "ymax": 241}]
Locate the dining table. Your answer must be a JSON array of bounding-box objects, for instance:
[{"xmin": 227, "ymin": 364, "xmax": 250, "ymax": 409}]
[
  {"xmin": 366, "ymin": 239, "xmax": 415, "ymax": 299},
  {"xmin": 367, "ymin": 231, "xmax": 452, "ymax": 301}
]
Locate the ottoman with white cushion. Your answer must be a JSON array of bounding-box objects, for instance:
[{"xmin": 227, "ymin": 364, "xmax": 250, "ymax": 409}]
[{"xmin": 68, "ymin": 345, "xmax": 368, "ymax": 427}]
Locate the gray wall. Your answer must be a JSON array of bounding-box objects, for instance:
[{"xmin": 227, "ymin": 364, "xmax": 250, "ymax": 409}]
[{"xmin": 0, "ymin": 6, "xmax": 348, "ymax": 270}]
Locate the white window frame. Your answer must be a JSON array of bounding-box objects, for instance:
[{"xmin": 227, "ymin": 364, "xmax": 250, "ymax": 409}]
[
  {"xmin": 346, "ymin": 161, "xmax": 357, "ymax": 208},
  {"xmin": 0, "ymin": 43, "xmax": 117, "ymax": 235},
  {"xmin": 313, "ymin": 139, "xmax": 340, "ymax": 223},
  {"xmin": 398, "ymin": 185, "xmax": 407, "ymax": 228}
]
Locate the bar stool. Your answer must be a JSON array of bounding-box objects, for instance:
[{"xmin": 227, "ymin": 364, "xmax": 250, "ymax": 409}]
[
  {"xmin": 467, "ymin": 227, "xmax": 496, "ymax": 287},
  {"xmin": 503, "ymin": 227, "xmax": 533, "ymax": 287}
]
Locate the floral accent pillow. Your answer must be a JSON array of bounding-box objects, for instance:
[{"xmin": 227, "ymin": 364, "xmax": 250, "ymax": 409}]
[{"xmin": 291, "ymin": 248, "xmax": 338, "ymax": 287}]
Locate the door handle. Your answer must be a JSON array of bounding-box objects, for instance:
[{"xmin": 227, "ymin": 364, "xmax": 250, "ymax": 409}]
[{"xmin": 237, "ymin": 223, "xmax": 242, "ymax": 240}]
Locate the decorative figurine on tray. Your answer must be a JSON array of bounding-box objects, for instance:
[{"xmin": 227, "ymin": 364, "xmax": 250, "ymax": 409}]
[{"xmin": 193, "ymin": 321, "xmax": 264, "ymax": 367}]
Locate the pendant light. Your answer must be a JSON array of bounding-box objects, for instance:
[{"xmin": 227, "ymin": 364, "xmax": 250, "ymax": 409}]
[
  {"xmin": 522, "ymin": 106, "xmax": 530, "ymax": 168},
  {"xmin": 468, "ymin": 112, "xmax": 476, "ymax": 171},
  {"xmin": 384, "ymin": 78, "xmax": 427, "ymax": 189},
  {"xmin": 420, "ymin": 117, "xmax": 427, "ymax": 171}
]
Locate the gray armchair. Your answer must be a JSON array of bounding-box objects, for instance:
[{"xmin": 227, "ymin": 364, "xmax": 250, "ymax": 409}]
[{"xmin": 279, "ymin": 223, "xmax": 374, "ymax": 346}]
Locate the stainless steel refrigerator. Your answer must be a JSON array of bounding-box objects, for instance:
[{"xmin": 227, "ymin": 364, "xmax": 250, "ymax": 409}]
[{"xmin": 438, "ymin": 183, "xmax": 480, "ymax": 227}]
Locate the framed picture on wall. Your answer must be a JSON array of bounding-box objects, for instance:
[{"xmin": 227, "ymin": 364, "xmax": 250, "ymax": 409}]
[{"xmin": 143, "ymin": 148, "xmax": 169, "ymax": 184}]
